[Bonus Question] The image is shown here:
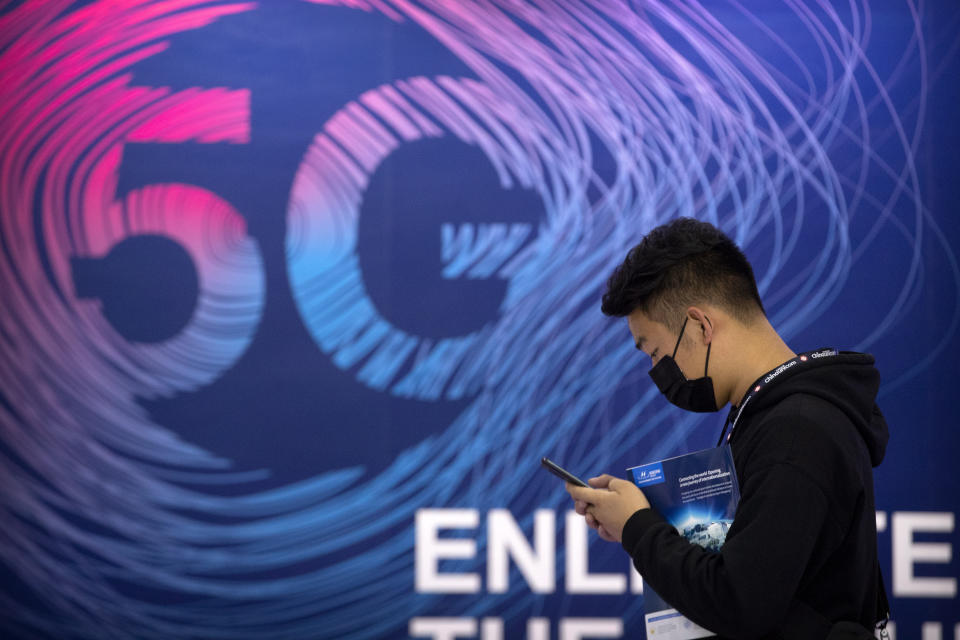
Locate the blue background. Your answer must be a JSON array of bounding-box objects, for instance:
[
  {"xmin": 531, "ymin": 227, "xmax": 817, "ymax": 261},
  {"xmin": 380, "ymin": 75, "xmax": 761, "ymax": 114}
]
[{"xmin": 1, "ymin": 0, "xmax": 958, "ymax": 637}]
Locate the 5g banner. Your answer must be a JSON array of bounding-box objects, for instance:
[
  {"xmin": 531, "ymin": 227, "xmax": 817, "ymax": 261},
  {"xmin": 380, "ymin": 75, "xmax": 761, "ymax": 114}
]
[{"xmin": 1, "ymin": 1, "xmax": 957, "ymax": 638}]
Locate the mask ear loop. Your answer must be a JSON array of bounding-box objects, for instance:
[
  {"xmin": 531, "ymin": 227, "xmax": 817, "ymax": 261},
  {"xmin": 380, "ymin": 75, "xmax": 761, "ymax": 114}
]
[
  {"xmin": 702, "ymin": 316, "xmax": 712, "ymax": 377},
  {"xmin": 671, "ymin": 317, "xmax": 689, "ymax": 358}
]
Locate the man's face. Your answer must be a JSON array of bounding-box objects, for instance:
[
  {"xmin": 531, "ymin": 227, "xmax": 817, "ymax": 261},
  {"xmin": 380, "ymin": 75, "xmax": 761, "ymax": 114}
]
[
  {"xmin": 626, "ymin": 307, "xmax": 697, "ymax": 378},
  {"xmin": 627, "ymin": 308, "xmax": 675, "ymax": 367}
]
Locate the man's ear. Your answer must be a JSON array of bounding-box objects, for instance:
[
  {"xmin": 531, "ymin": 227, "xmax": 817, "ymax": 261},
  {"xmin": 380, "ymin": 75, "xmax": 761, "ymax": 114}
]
[{"xmin": 685, "ymin": 306, "xmax": 714, "ymax": 344}]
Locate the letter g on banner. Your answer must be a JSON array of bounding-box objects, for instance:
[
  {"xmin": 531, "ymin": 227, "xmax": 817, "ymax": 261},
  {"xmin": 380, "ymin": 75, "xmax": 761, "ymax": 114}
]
[{"xmin": 287, "ymin": 77, "xmax": 540, "ymax": 401}]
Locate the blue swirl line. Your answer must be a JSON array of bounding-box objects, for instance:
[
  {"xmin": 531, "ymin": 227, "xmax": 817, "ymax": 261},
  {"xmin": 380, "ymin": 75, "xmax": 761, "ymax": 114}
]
[{"xmin": 1, "ymin": 1, "xmax": 955, "ymax": 638}]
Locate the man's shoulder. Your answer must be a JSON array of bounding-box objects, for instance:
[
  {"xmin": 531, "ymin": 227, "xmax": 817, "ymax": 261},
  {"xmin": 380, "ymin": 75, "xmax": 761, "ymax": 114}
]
[
  {"xmin": 742, "ymin": 391, "xmax": 853, "ymax": 444},
  {"xmin": 734, "ymin": 392, "xmax": 867, "ymax": 488}
]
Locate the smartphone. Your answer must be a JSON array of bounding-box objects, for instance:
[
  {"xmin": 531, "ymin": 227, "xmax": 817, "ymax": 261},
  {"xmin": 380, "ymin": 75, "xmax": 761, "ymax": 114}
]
[{"xmin": 540, "ymin": 457, "xmax": 588, "ymax": 487}]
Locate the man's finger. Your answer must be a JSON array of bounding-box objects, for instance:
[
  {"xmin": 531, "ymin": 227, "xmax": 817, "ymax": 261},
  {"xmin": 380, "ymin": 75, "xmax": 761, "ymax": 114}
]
[
  {"xmin": 606, "ymin": 477, "xmax": 632, "ymax": 492},
  {"xmin": 588, "ymin": 475, "xmax": 613, "ymax": 489},
  {"xmin": 567, "ymin": 483, "xmax": 602, "ymax": 502},
  {"xmin": 605, "ymin": 478, "xmax": 651, "ymax": 510}
]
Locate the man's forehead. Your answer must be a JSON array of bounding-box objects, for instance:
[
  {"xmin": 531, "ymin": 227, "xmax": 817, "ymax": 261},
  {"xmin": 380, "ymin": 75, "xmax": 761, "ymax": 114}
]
[
  {"xmin": 627, "ymin": 309, "xmax": 670, "ymax": 348},
  {"xmin": 627, "ymin": 308, "xmax": 659, "ymax": 343}
]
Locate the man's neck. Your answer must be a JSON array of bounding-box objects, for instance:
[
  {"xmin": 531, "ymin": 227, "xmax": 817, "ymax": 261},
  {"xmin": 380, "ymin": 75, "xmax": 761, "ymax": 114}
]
[{"xmin": 727, "ymin": 326, "xmax": 796, "ymax": 408}]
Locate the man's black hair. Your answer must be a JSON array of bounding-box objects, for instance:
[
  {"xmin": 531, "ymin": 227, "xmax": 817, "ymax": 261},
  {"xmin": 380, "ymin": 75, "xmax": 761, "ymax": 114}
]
[{"xmin": 601, "ymin": 217, "xmax": 765, "ymax": 330}]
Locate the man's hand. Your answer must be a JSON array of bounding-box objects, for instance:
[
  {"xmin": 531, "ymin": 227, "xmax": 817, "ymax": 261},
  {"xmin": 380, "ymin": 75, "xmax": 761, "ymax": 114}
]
[{"xmin": 567, "ymin": 475, "xmax": 651, "ymax": 543}]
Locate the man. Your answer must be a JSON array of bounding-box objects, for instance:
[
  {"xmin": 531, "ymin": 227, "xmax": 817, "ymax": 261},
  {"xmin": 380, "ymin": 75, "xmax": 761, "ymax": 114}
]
[{"xmin": 567, "ymin": 218, "xmax": 888, "ymax": 639}]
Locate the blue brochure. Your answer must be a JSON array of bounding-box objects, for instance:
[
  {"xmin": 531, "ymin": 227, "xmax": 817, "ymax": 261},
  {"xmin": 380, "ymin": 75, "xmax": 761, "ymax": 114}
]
[{"xmin": 627, "ymin": 446, "xmax": 740, "ymax": 640}]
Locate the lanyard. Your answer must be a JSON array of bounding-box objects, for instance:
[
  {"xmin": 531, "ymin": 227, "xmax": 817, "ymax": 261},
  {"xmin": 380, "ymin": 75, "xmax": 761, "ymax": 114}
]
[{"xmin": 716, "ymin": 348, "xmax": 839, "ymax": 446}]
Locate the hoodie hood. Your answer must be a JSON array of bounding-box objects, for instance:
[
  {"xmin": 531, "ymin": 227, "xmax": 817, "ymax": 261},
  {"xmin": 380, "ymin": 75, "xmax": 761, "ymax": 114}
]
[{"xmin": 737, "ymin": 351, "xmax": 889, "ymax": 466}]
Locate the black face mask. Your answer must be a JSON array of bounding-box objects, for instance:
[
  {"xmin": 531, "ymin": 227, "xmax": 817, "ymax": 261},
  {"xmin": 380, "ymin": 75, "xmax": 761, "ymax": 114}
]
[{"xmin": 648, "ymin": 317, "xmax": 718, "ymax": 413}]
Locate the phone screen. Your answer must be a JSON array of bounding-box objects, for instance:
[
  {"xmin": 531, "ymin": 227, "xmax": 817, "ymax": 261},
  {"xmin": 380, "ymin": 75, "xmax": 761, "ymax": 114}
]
[{"xmin": 540, "ymin": 457, "xmax": 588, "ymax": 487}]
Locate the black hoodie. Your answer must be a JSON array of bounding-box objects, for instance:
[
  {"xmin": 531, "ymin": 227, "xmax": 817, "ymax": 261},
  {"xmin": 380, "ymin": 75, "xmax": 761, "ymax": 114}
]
[{"xmin": 620, "ymin": 351, "xmax": 889, "ymax": 639}]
